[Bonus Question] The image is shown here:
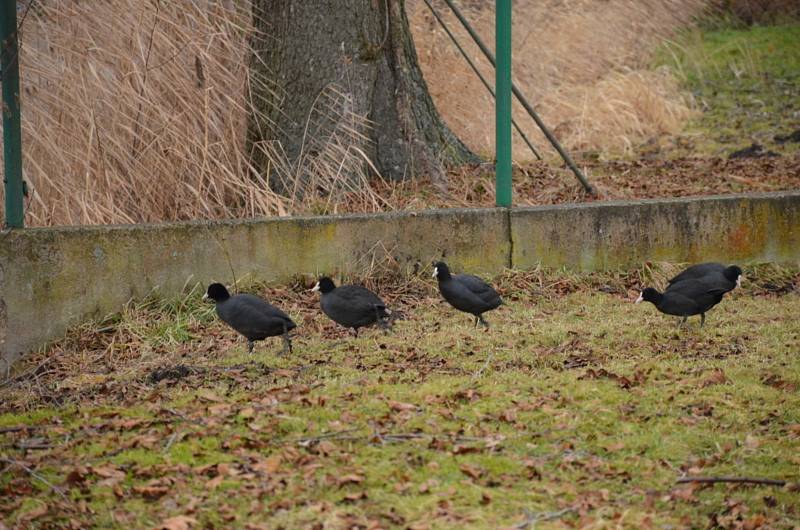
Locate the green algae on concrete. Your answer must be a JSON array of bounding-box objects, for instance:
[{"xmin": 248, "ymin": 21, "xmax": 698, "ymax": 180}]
[
  {"xmin": 511, "ymin": 192, "xmax": 800, "ymax": 271},
  {"xmin": 0, "ymin": 208, "xmax": 510, "ymax": 369},
  {"xmin": 2, "ymin": 191, "xmax": 800, "ymax": 369}
]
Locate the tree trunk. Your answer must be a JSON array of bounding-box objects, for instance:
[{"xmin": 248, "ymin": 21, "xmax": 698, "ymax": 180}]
[{"xmin": 247, "ymin": 0, "xmax": 477, "ymax": 192}]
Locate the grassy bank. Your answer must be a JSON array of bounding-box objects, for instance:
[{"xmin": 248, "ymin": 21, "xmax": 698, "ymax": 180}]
[
  {"xmin": 655, "ymin": 22, "xmax": 800, "ymax": 157},
  {"xmin": 2, "ymin": 266, "xmax": 799, "ymax": 528}
]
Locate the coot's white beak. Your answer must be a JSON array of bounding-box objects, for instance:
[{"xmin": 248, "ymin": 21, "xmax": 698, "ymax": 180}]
[
  {"xmin": 432, "ymin": 266, "xmax": 438, "ymax": 279},
  {"xmin": 736, "ymin": 275, "xmax": 742, "ymax": 289},
  {"xmin": 634, "ymin": 292, "xmax": 643, "ymax": 304},
  {"xmin": 202, "ymin": 293, "xmax": 209, "ymax": 301},
  {"xmin": 311, "ymin": 281, "xmax": 320, "ymax": 292}
]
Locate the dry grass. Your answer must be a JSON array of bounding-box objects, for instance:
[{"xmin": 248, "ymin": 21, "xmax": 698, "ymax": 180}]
[
  {"xmin": 2, "ymin": 266, "xmax": 799, "ymax": 528},
  {"xmin": 409, "ymin": 0, "xmax": 708, "ymax": 158},
  {"xmin": 11, "ymin": 0, "xmax": 287, "ymax": 225},
  {"xmin": 5, "ymin": 0, "xmax": 387, "ymax": 227},
  {"xmin": 1, "ymin": 0, "xmax": 771, "ymax": 227}
]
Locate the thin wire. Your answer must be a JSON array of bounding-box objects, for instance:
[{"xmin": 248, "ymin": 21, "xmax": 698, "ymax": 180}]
[{"xmin": 421, "ymin": 0, "xmax": 542, "ymax": 161}]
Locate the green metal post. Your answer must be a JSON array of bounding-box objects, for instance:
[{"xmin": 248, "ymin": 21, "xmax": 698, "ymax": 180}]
[
  {"xmin": 2, "ymin": 0, "xmax": 24, "ymax": 228},
  {"xmin": 495, "ymin": 0, "xmax": 512, "ymax": 207}
]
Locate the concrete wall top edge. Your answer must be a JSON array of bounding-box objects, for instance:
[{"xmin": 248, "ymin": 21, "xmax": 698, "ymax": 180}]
[
  {"xmin": 510, "ymin": 190, "xmax": 800, "ymax": 215},
  {"xmin": 0, "ymin": 206, "xmax": 508, "ymax": 239},
  {"xmin": 4, "ymin": 190, "xmax": 797, "ymax": 240},
  {"xmin": 2, "ymin": 190, "xmax": 799, "ymax": 368}
]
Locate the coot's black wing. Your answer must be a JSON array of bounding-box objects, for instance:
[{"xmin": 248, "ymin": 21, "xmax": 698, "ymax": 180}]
[
  {"xmin": 667, "ymin": 263, "xmax": 726, "ymax": 285},
  {"xmin": 658, "ymin": 290, "xmax": 705, "ymax": 316},
  {"xmin": 219, "ymin": 294, "xmax": 295, "ymax": 340},
  {"xmin": 664, "ymin": 280, "xmax": 727, "ymax": 314},
  {"xmin": 237, "ymin": 294, "xmax": 295, "ymax": 325},
  {"xmin": 335, "ymin": 285, "xmax": 387, "ymax": 310},
  {"xmin": 321, "ymin": 285, "xmax": 389, "ymax": 328},
  {"xmin": 455, "ymin": 274, "xmax": 502, "ymax": 309}
]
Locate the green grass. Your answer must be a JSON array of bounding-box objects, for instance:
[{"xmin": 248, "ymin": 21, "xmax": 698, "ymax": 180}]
[
  {"xmin": 1, "ymin": 268, "xmax": 799, "ymax": 528},
  {"xmin": 655, "ymin": 22, "xmax": 800, "ymax": 157}
]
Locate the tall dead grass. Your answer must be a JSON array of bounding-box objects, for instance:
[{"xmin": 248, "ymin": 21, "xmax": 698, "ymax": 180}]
[
  {"xmin": 8, "ymin": 0, "xmax": 287, "ymax": 225},
  {"xmin": 1, "ymin": 0, "xmax": 713, "ymax": 226},
  {"xmin": 409, "ymin": 0, "xmax": 709, "ymax": 158},
  {"xmin": 4, "ymin": 0, "xmax": 385, "ymax": 226}
]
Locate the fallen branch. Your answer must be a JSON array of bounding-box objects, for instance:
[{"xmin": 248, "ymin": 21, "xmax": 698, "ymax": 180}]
[
  {"xmin": 160, "ymin": 407, "xmax": 206, "ymax": 427},
  {"xmin": 677, "ymin": 476, "xmax": 787, "ymax": 487},
  {"xmin": 514, "ymin": 507, "xmax": 575, "ymax": 529},
  {"xmin": 0, "ymin": 355, "xmax": 56, "ymax": 388},
  {"xmin": 0, "ymin": 457, "xmax": 69, "ymax": 501},
  {"xmin": 0, "ymin": 426, "xmax": 32, "ymax": 434},
  {"xmin": 291, "ymin": 429, "xmax": 497, "ymax": 448},
  {"xmin": 294, "ymin": 428, "xmax": 361, "ymax": 447}
]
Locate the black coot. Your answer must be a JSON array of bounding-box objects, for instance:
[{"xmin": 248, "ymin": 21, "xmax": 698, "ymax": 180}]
[
  {"xmin": 635, "ymin": 279, "xmax": 728, "ymax": 326},
  {"xmin": 312, "ymin": 277, "xmax": 391, "ymax": 337},
  {"xmin": 433, "ymin": 261, "xmax": 502, "ymax": 327},
  {"xmin": 668, "ymin": 262, "xmax": 742, "ymax": 292},
  {"xmin": 204, "ymin": 283, "xmax": 296, "ymax": 354}
]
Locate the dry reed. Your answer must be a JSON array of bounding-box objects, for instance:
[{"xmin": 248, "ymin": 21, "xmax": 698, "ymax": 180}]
[
  {"xmin": 409, "ymin": 0, "xmax": 708, "ymax": 159},
  {"xmin": 1, "ymin": 0, "xmax": 715, "ymax": 227},
  {"xmin": 3, "ymin": 0, "xmax": 387, "ymax": 226}
]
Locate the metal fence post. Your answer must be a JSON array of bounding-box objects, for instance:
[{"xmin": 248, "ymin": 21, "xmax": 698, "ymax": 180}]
[
  {"xmin": 495, "ymin": 0, "xmax": 512, "ymax": 208},
  {"xmin": 2, "ymin": 0, "xmax": 25, "ymax": 228}
]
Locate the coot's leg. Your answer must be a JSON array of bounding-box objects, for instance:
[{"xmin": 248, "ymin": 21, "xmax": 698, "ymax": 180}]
[
  {"xmin": 474, "ymin": 315, "xmax": 480, "ymax": 327},
  {"xmin": 353, "ymin": 328, "xmax": 359, "ymax": 338},
  {"xmin": 247, "ymin": 340, "xmax": 254, "ymax": 354},
  {"xmin": 700, "ymin": 313, "xmax": 705, "ymax": 327},
  {"xmin": 679, "ymin": 316, "xmax": 687, "ymax": 328},
  {"xmin": 479, "ymin": 315, "xmax": 490, "ymax": 328},
  {"xmin": 281, "ymin": 322, "xmax": 292, "ymax": 355}
]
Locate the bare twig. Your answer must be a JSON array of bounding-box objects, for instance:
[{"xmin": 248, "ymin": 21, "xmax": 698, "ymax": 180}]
[
  {"xmin": 163, "ymin": 431, "xmax": 179, "ymax": 453},
  {"xmin": 0, "ymin": 426, "xmax": 33, "ymax": 434},
  {"xmin": 0, "ymin": 457, "xmax": 69, "ymax": 502},
  {"xmin": 677, "ymin": 476, "xmax": 788, "ymax": 487},
  {"xmin": 514, "ymin": 507, "xmax": 575, "ymax": 529},
  {"xmin": 473, "ymin": 350, "xmax": 495, "ymax": 379},
  {"xmin": 160, "ymin": 408, "xmax": 206, "ymax": 427},
  {"xmin": 0, "ymin": 355, "xmax": 56, "ymax": 388},
  {"xmin": 294, "ymin": 428, "xmax": 361, "ymax": 447},
  {"xmin": 291, "ymin": 429, "xmax": 502, "ymax": 448}
]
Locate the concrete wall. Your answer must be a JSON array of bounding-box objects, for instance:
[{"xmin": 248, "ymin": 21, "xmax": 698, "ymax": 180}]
[
  {"xmin": 512, "ymin": 192, "xmax": 800, "ymax": 270},
  {"xmin": 0, "ymin": 208, "xmax": 509, "ymax": 370},
  {"xmin": 2, "ymin": 191, "xmax": 799, "ymax": 369}
]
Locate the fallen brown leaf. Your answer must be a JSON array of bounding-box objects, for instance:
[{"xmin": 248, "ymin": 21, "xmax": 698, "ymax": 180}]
[
  {"xmin": 459, "ymin": 463, "xmax": 483, "ymax": 480},
  {"xmin": 388, "ymin": 400, "xmax": 417, "ymax": 412},
  {"xmin": 702, "ymin": 369, "xmax": 728, "ymax": 387},
  {"xmin": 252, "ymin": 455, "xmax": 282, "ymax": 474},
  {"xmin": 337, "ymin": 473, "xmax": 365, "ymax": 487},
  {"xmin": 154, "ymin": 515, "xmax": 198, "ymax": 530}
]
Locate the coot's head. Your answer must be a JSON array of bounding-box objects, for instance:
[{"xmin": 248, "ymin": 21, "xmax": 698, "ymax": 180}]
[
  {"xmin": 204, "ymin": 283, "xmax": 230, "ymax": 303},
  {"xmin": 312, "ymin": 277, "xmax": 337, "ymax": 294},
  {"xmin": 635, "ymin": 287, "xmax": 661, "ymax": 304},
  {"xmin": 725, "ymin": 265, "xmax": 743, "ymax": 288},
  {"xmin": 432, "ymin": 261, "xmax": 451, "ymax": 280}
]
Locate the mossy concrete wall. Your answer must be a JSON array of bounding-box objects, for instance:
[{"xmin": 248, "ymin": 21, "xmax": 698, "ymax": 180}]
[
  {"xmin": 0, "ymin": 209, "xmax": 509, "ymax": 370},
  {"xmin": 2, "ymin": 191, "xmax": 799, "ymax": 369},
  {"xmin": 511, "ymin": 192, "xmax": 800, "ymax": 270}
]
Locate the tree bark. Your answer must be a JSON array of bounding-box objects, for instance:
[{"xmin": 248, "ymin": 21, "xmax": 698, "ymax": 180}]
[{"xmin": 248, "ymin": 0, "xmax": 477, "ymax": 191}]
